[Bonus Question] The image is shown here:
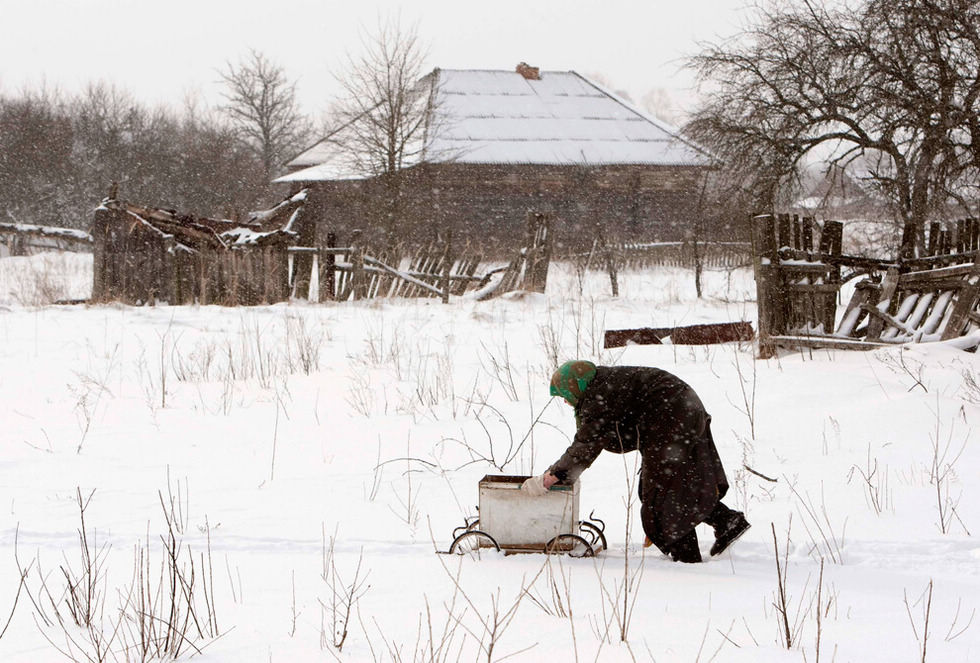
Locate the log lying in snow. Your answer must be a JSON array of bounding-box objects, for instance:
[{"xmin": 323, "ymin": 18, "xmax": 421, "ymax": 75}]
[{"xmin": 603, "ymin": 321, "xmax": 755, "ymax": 348}]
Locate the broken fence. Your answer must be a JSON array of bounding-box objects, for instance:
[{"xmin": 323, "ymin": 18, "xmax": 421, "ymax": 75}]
[{"xmin": 753, "ymin": 213, "xmax": 980, "ymax": 355}]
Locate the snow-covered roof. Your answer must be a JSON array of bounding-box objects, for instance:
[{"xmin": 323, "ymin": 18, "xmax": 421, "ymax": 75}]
[
  {"xmin": 99, "ymin": 190, "xmax": 307, "ymax": 252},
  {"xmin": 277, "ymin": 68, "xmax": 713, "ymax": 183}
]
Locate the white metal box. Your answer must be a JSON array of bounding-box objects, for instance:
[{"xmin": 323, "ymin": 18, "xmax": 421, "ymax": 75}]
[{"xmin": 478, "ymin": 475, "xmax": 580, "ymax": 550}]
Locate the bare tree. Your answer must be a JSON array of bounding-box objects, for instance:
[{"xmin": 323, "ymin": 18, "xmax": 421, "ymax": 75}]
[
  {"xmin": 330, "ymin": 16, "xmax": 434, "ymax": 246},
  {"xmin": 174, "ymin": 97, "xmax": 269, "ymax": 218},
  {"xmin": 219, "ymin": 49, "xmax": 311, "ymax": 183},
  {"xmin": 686, "ymin": 0, "xmax": 980, "ymax": 258}
]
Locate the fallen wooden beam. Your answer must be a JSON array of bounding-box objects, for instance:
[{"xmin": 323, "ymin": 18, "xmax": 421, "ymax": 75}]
[
  {"xmin": 0, "ymin": 221, "xmax": 93, "ymax": 245},
  {"xmin": 770, "ymin": 335, "xmax": 887, "ymax": 351},
  {"xmin": 603, "ymin": 321, "xmax": 755, "ymax": 348}
]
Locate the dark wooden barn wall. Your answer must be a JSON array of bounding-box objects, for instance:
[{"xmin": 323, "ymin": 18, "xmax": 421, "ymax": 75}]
[{"xmin": 295, "ymin": 163, "xmax": 707, "ymax": 255}]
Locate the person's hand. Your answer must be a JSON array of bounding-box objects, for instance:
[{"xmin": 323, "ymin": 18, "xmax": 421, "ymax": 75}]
[
  {"xmin": 521, "ymin": 472, "xmax": 558, "ymax": 496},
  {"xmin": 521, "ymin": 474, "xmax": 548, "ymax": 496}
]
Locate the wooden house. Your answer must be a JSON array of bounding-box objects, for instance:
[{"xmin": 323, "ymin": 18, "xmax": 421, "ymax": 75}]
[{"xmin": 276, "ymin": 64, "xmax": 715, "ymax": 255}]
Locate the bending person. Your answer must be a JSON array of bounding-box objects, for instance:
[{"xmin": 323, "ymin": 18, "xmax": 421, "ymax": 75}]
[{"xmin": 522, "ymin": 360, "xmax": 750, "ymax": 563}]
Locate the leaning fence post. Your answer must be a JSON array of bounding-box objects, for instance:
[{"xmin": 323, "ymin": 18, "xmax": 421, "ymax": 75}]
[
  {"xmin": 349, "ymin": 229, "xmax": 365, "ymax": 300},
  {"xmin": 752, "ymin": 213, "xmax": 784, "ymax": 358},
  {"xmin": 691, "ymin": 235, "xmax": 703, "ymax": 298},
  {"xmin": 318, "ymin": 232, "xmax": 336, "ymax": 302},
  {"xmin": 534, "ymin": 213, "xmax": 554, "ymax": 293},
  {"xmin": 440, "ymin": 229, "xmax": 452, "ymax": 304}
]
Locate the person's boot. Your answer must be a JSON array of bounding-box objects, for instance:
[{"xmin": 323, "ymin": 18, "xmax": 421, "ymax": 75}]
[
  {"xmin": 667, "ymin": 530, "xmax": 702, "ymax": 563},
  {"xmin": 710, "ymin": 511, "xmax": 751, "ymax": 556}
]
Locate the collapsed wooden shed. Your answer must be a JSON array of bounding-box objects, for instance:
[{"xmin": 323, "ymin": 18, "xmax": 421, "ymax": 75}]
[{"xmin": 91, "ymin": 190, "xmax": 308, "ymax": 305}]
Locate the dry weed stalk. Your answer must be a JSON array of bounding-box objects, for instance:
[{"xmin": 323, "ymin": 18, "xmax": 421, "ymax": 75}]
[
  {"xmin": 904, "ymin": 580, "xmax": 934, "ymax": 663},
  {"xmin": 285, "ymin": 312, "xmax": 324, "ymax": 374},
  {"xmin": 478, "ymin": 340, "xmax": 520, "ymax": 401},
  {"xmin": 729, "ymin": 348, "xmax": 758, "ymax": 440},
  {"xmin": 878, "ymin": 349, "xmax": 929, "ymax": 393},
  {"xmin": 434, "ymin": 554, "xmax": 542, "ymax": 662},
  {"xmin": 536, "ymin": 297, "xmax": 605, "ymax": 372},
  {"xmin": 785, "ymin": 478, "xmax": 846, "ymax": 564},
  {"xmin": 593, "ymin": 432, "xmax": 644, "ymax": 653},
  {"xmin": 847, "ymin": 444, "xmax": 893, "ymax": 515},
  {"xmin": 927, "ymin": 399, "xmax": 969, "ymax": 535},
  {"xmin": 16, "ymin": 482, "xmax": 223, "ymax": 662},
  {"xmin": 361, "ymin": 561, "xmax": 468, "ymax": 663},
  {"xmin": 320, "ymin": 526, "xmax": 370, "ymax": 652},
  {"xmin": 0, "ymin": 532, "xmax": 29, "ymax": 641},
  {"xmin": 769, "ymin": 519, "xmax": 831, "ymax": 657},
  {"xmin": 771, "ymin": 522, "xmax": 794, "ymax": 649},
  {"xmin": 383, "ymin": 434, "xmax": 427, "ymax": 531},
  {"xmin": 71, "ymin": 343, "xmax": 119, "ymax": 454},
  {"xmin": 443, "ymin": 398, "xmax": 553, "ymax": 472}
]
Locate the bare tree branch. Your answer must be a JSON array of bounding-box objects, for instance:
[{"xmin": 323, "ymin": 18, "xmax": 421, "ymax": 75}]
[
  {"xmin": 328, "ymin": 16, "xmax": 435, "ymax": 247},
  {"xmin": 686, "ymin": 0, "xmax": 980, "ymax": 258},
  {"xmin": 219, "ymin": 49, "xmax": 311, "ymax": 182}
]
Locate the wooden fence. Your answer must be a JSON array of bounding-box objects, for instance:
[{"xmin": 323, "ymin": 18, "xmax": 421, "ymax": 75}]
[
  {"xmin": 289, "ymin": 232, "xmax": 487, "ymax": 303},
  {"xmin": 565, "ymin": 240, "xmax": 751, "ymax": 270},
  {"xmin": 617, "ymin": 240, "xmax": 751, "ymax": 270},
  {"xmin": 92, "ymin": 195, "xmax": 557, "ymax": 306},
  {"xmin": 291, "ymin": 212, "xmax": 554, "ymax": 302},
  {"xmin": 753, "ymin": 213, "xmax": 980, "ymax": 355}
]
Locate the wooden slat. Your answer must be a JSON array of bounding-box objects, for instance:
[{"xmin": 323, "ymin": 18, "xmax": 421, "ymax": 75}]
[
  {"xmin": 860, "ymin": 303, "xmax": 916, "ymax": 337},
  {"xmin": 865, "ymin": 268, "xmax": 900, "ymax": 341},
  {"xmin": 777, "ymin": 213, "xmax": 792, "ymax": 249},
  {"xmin": 940, "ymin": 257, "xmax": 980, "ymax": 340},
  {"xmin": 835, "ymin": 283, "xmax": 874, "ymax": 337},
  {"xmin": 802, "ymin": 217, "xmax": 814, "ymax": 251},
  {"xmin": 771, "ymin": 335, "xmax": 887, "ymax": 351},
  {"xmin": 927, "ymin": 222, "xmax": 941, "ymax": 256},
  {"xmin": 898, "ymin": 262, "xmax": 979, "ymax": 284}
]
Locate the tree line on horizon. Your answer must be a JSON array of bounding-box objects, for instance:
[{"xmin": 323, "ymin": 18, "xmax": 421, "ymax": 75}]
[{"xmin": 0, "ymin": 51, "xmax": 312, "ymax": 231}]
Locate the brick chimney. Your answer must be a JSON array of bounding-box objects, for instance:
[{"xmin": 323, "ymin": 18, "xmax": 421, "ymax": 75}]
[{"xmin": 516, "ymin": 62, "xmax": 540, "ymax": 80}]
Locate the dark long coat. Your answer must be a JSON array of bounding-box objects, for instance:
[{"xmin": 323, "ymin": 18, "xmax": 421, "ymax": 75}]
[{"xmin": 547, "ymin": 366, "xmax": 729, "ymax": 552}]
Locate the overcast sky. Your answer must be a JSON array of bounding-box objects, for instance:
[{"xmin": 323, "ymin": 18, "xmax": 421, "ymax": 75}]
[{"xmin": 0, "ymin": 0, "xmax": 751, "ymax": 120}]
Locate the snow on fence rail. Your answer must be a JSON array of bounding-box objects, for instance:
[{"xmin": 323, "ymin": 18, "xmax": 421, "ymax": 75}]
[{"xmin": 0, "ymin": 221, "xmax": 93, "ymax": 257}]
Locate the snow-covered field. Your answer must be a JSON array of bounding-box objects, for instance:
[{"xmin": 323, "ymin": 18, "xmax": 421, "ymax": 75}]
[{"xmin": 1, "ymin": 253, "xmax": 978, "ymax": 662}]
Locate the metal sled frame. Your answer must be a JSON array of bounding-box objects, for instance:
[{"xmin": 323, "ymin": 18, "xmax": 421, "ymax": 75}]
[{"xmin": 441, "ymin": 511, "xmax": 608, "ymax": 557}]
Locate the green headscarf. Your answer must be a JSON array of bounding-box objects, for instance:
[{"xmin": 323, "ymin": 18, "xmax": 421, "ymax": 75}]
[{"xmin": 549, "ymin": 360, "xmax": 597, "ymax": 406}]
